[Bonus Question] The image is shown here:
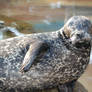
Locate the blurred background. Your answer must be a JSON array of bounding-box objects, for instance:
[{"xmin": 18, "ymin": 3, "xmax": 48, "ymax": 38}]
[
  {"xmin": 0, "ymin": 0, "xmax": 92, "ymax": 39},
  {"xmin": 0, "ymin": 0, "xmax": 92, "ymax": 92}
]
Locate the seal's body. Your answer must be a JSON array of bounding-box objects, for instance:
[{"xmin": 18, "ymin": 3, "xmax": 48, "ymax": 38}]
[{"xmin": 0, "ymin": 16, "xmax": 92, "ymax": 92}]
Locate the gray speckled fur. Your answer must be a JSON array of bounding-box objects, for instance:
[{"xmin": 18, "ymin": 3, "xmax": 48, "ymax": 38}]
[{"xmin": 0, "ymin": 16, "xmax": 92, "ymax": 91}]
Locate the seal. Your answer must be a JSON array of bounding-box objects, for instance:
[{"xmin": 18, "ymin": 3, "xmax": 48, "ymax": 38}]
[{"xmin": 0, "ymin": 16, "xmax": 92, "ymax": 92}]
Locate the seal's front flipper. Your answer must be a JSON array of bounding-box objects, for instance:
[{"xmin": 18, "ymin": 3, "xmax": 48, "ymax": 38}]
[
  {"xmin": 20, "ymin": 40, "xmax": 49, "ymax": 72},
  {"xmin": 58, "ymin": 80, "xmax": 76, "ymax": 92}
]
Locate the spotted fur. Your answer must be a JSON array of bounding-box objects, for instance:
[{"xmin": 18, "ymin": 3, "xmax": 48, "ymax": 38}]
[{"xmin": 0, "ymin": 16, "xmax": 92, "ymax": 91}]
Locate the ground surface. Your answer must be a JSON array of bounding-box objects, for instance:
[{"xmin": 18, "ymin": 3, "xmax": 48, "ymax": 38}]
[{"xmin": 78, "ymin": 64, "xmax": 92, "ymax": 92}]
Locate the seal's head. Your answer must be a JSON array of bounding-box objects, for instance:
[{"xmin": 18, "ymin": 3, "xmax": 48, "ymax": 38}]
[{"xmin": 60, "ymin": 16, "xmax": 92, "ymax": 48}]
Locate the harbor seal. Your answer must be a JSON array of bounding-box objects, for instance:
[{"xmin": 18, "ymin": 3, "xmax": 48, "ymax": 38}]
[{"xmin": 0, "ymin": 16, "xmax": 92, "ymax": 92}]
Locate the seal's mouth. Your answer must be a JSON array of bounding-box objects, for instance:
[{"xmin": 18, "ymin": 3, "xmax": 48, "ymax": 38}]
[
  {"xmin": 69, "ymin": 36, "xmax": 91, "ymax": 49},
  {"xmin": 74, "ymin": 41, "xmax": 90, "ymax": 49}
]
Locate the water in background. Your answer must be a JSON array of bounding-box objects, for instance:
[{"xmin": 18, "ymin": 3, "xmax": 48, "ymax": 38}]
[
  {"xmin": 0, "ymin": 0, "xmax": 92, "ymax": 63},
  {"xmin": 0, "ymin": 0, "xmax": 92, "ymax": 34}
]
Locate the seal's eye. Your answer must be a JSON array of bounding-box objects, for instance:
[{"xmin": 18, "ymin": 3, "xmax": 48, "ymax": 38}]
[{"xmin": 76, "ymin": 34, "xmax": 82, "ymax": 39}]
